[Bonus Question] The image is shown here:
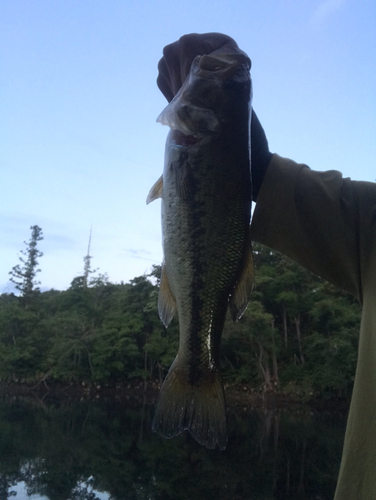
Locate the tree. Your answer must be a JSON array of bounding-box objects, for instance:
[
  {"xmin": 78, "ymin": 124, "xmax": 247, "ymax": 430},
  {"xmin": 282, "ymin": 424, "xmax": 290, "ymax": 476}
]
[
  {"xmin": 83, "ymin": 227, "xmax": 98, "ymax": 288},
  {"xmin": 70, "ymin": 228, "xmax": 98, "ymax": 290},
  {"xmin": 9, "ymin": 225, "xmax": 43, "ymax": 305}
]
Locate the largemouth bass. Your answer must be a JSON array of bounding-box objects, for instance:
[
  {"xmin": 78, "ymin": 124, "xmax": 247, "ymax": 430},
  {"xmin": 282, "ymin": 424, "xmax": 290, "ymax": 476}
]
[{"xmin": 147, "ymin": 50, "xmax": 254, "ymax": 449}]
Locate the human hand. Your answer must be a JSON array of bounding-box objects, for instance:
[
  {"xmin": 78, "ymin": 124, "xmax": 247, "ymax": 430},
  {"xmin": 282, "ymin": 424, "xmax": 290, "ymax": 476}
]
[
  {"xmin": 251, "ymin": 110, "xmax": 272, "ymax": 201},
  {"xmin": 157, "ymin": 33, "xmax": 245, "ymax": 102}
]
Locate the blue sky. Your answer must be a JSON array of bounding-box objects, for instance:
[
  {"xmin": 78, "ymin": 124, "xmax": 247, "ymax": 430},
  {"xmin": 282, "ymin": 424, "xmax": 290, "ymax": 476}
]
[{"xmin": 1, "ymin": 0, "xmax": 375, "ymax": 292}]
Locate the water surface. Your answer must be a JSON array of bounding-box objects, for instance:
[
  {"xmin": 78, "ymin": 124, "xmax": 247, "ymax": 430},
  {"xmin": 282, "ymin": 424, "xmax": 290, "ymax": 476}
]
[{"xmin": 0, "ymin": 396, "xmax": 346, "ymax": 499}]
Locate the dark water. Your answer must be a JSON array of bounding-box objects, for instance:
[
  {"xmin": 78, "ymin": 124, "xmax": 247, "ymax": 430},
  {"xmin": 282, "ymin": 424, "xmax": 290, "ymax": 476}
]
[{"xmin": 0, "ymin": 396, "xmax": 346, "ymax": 500}]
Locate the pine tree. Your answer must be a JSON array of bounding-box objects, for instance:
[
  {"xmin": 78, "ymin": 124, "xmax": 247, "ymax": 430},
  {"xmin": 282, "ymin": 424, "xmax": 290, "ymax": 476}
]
[{"xmin": 9, "ymin": 225, "xmax": 44, "ymax": 303}]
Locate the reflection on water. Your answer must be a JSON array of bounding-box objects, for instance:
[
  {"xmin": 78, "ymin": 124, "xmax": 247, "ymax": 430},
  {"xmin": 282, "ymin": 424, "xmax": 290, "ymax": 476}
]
[
  {"xmin": 0, "ymin": 396, "xmax": 346, "ymax": 500},
  {"xmin": 9, "ymin": 480, "xmax": 109, "ymax": 500}
]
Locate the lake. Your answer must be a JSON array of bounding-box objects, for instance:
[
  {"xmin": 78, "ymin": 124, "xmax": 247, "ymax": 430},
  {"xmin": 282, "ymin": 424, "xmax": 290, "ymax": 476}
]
[{"xmin": 0, "ymin": 394, "xmax": 347, "ymax": 500}]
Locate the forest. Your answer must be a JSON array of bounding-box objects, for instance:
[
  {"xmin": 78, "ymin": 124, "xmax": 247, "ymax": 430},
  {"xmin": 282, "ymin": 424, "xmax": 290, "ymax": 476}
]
[{"xmin": 0, "ymin": 225, "xmax": 361, "ymax": 401}]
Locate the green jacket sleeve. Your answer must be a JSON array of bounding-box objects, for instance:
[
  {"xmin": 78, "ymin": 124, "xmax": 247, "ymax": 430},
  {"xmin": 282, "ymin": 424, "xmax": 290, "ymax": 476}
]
[
  {"xmin": 251, "ymin": 154, "xmax": 364, "ymax": 300},
  {"xmin": 251, "ymin": 154, "xmax": 376, "ymax": 499}
]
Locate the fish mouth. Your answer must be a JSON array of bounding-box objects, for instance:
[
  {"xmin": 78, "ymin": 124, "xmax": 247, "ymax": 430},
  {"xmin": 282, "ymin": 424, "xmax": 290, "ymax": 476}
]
[
  {"xmin": 158, "ymin": 101, "xmax": 219, "ymax": 138},
  {"xmin": 170, "ymin": 129, "xmax": 202, "ymax": 147}
]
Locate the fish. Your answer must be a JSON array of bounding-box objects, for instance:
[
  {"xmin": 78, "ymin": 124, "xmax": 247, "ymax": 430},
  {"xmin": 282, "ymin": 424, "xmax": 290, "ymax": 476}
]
[{"xmin": 147, "ymin": 50, "xmax": 254, "ymax": 449}]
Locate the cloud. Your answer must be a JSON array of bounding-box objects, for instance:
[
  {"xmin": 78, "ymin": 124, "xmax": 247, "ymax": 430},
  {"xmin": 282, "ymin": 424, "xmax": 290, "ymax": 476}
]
[
  {"xmin": 42, "ymin": 233, "xmax": 78, "ymax": 253},
  {"xmin": 311, "ymin": 0, "xmax": 346, "ymax": 25},
  {"xmin": 124, "ymin": 248, "xmax": 159, "ymax": 263},
  {"xmin": 1, "ymin": 281, "xmax": 18, "ymax": 295}
]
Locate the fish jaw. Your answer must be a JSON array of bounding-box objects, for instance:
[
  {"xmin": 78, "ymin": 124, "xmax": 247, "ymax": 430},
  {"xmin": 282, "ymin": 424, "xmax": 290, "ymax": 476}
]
[{"xmin": 157, "ymin": 97, "xmax": 220, "ymax": 138}]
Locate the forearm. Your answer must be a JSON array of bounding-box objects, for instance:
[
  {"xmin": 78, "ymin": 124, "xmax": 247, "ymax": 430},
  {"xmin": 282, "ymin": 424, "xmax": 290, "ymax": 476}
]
[{"xmin": 251, "ymin": 154, "xmax": 362, "ymax": 300}]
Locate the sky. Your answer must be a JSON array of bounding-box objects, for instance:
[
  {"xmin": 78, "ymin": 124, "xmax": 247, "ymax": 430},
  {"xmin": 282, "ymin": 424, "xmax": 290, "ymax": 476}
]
[{"xmin": 1, "ymin": 0, "xmax": 375, "ymax": 293}]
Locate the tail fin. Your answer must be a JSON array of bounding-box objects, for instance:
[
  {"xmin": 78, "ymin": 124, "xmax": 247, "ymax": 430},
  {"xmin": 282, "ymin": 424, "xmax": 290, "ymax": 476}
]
[{"xmin": 152, "ymin": 357, "xmax": 227, "ymax": 450}]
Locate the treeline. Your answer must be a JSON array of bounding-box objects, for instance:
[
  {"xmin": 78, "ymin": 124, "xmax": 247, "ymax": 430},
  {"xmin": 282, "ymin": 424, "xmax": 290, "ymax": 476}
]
[{"xmin": 0, "ymin": 236, "xmax": 361, "ymax": 400}]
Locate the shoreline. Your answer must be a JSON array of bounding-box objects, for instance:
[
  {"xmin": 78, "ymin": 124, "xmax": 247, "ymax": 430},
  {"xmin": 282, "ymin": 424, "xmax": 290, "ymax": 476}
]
[{"xmin": 0, "ymin": 379, "xmax": 350, "ymax": 414}]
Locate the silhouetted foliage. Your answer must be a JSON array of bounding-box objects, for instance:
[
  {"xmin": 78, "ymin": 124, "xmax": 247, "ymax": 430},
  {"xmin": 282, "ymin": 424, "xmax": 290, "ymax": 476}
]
[{"xmin": 0, "ymin": 243, "xmax": 361, "ymax": 399}]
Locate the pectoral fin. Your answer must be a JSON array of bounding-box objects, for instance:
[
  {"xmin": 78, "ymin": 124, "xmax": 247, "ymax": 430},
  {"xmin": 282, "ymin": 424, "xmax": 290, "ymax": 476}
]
[
  {"xmin": 146, "ymin": 175, "xmax": 163, "ymax": 204},
  {"xmin": 229, "ymin": 233, "xmax": 254, "ymax": 322},
  {"xmin": 158, "ymin": 264, "xmax": 176, "ymax": 328}
]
